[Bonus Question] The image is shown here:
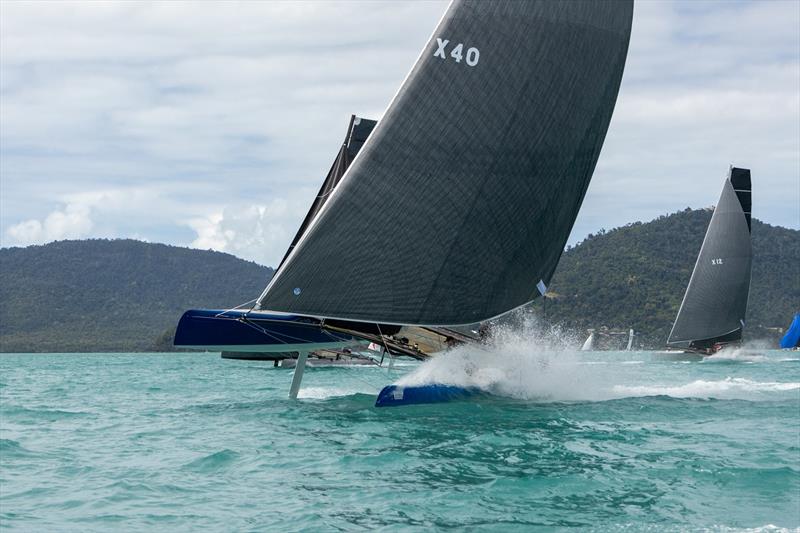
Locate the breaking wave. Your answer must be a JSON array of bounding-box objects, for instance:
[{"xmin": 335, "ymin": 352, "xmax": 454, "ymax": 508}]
[
  {"xmin": 396, "ymin": 317, "xmax": 609, "ymax": 401},
  {"xmin": 394, "ymin": 316, "xmax": 799, "ymax": 402},
  {"xmin": 612, "ymin": 378, "xmax": 800, "ymax": 399},
  {"xmin": 297, "ymin": 386, "xmax": 377, "ymax": 400},
  {"xmin": 702, "ymin": 342, "xmax": 770, "ymax": 363}
]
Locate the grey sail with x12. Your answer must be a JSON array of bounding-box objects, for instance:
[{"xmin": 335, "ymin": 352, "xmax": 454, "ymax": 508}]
[
  {"xmin": 667, "ymin": 167, "xmax": 753, "ymax": 353},
  {"xmin": 257, "ymin": 0, "xmax": 634, "ymax": 326}
]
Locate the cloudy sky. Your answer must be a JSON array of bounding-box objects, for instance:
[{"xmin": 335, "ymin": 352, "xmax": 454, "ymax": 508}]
[{"xmin": 1, "ymin": 0, "xmax": 798, "ymax": 267}]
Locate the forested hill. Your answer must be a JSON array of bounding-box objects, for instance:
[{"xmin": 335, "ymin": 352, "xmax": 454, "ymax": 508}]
[
  {"xmin": 0, "ymin": 210, "xmax": 797, "ymax": 352},
  {"xmin": 0, "ymin": 240, "xmax": 272, "ymax": 352},
  {"xmin": 540, "ymin": 208, "xmax": 799, "ymax": 347}
]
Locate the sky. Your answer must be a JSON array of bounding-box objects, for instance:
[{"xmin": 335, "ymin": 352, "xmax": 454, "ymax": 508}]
[{"xmin": 1, "ymin": 0, "xmax": 798, "ymax": 267}]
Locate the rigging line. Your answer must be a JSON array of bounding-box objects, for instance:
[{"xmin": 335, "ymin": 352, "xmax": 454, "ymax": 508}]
[
  {"xmin": 216, "ymin": 298, "xmax": 258, "ymax": 318},
  {"xmin": 254, "ymin": 319, "xmax": 333, "ymax": 345},
  {"xmin": 348, "ymin": 352, "xmax": 383, "ymax": 367},
  {"xmin": 375, "ymin": 323, "xmax": 399, "ymax": 376},
  {"xmin": 347, "ymin": 370, "xmax": 385, "ymax": 392},
  {"xmin": 321, "ymin": 329, "xmax": 355, "ymax": 343},
  {"xmin": 375, "ymin": 323, "xmax": 393, "ymax": 355},
  {"xmin": 340, "ymin": 356, "xmax": 390, "ymax": 387},
  {"xmin": 237, "ymin": 318, "xmax": 289, "ymax": 344},
  {"xmin": 247, "ymin": 319, "xmax": 351, "ymax": 345},
  {"xmin": 315, "ymin": 189, "xmax": 337, "ymax": 200},
  {"xmin": 237, "ymin": 315, "xmax": 325, "ymax": 345},
  {"xmin": 314, "ymin": 150, "xmax": 346, "ymax": 200},
  {"xmin": 317, "ymin": 318, "xmax": 343, "ymax": 342}
]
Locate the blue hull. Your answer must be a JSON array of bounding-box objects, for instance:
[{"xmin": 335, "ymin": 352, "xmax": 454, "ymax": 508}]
[
  {"xmin": 174, "ymin": 309, "xmax": 356, "ymax": 353},
  {"xmin": 375, "ymin": 384, "xmax": 481, "ymax": 407}
]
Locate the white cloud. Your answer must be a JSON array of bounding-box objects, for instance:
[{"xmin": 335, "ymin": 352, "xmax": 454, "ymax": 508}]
[
  {"xmin": 1, "ymin": 0, "xmax": 447, "ymax": 264},
  {"xmin": 568, "ymin": 0, "xmax": 800, "ymax": 243},
  {"xmin": 1, "ymin": 186, "xmax": 217, "ymax": 248},
  {"xmin": 1, "ymin": 0, "xmax": 798, "ymax": 264},
  {"xmin": 186, "ymin": 197, "xmax": 312, "ymax": 267},
  {"xmin": 5, "ymin": 201, "xmax": 92, "ymax": 245}
]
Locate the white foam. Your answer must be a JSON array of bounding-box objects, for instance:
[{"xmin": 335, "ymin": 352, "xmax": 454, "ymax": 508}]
[
  {"xmin": 612, "ymin": 378, "xmax": 800, "ymax": 399},
  {"xmin": 391, "ymin": 315, "xmax": 800, "ymax": 403},
  {"xmin": 713, "ymin": 524, "xmax": 799, "ymax": 533},
  {"xmin": 297, "ymin": 386, "xmax": 375, "ymax": 399},
  {"xmin": 701, "ymin": 340, "xmax": 778, "ymax": 363},
  {"xmin": 395, "ymin": 316, "xmax": 609, "ymax": 401},
  {"xmin": 702, "ymin": 348, "xmax": 767, "ymax": 363}
]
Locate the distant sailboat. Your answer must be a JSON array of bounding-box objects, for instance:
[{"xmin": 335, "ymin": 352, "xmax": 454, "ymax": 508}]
[
  {"xmin": 666, "ymin": 167, "xmax": 753, "ymax": 355},
  {"xmin": 581, "ymin": 332, "xmax": 595, "ymax": 351},
  {"xmin": 626, "ymin": 328, "xmax": 634, "ymax": 351},
  {"xmin": 175, "ymin": 0, "xmax": 634, "ymax": 404},
  {"xmin": 780, "ymin": 314, "xmax": 800, "ymax": 349}
]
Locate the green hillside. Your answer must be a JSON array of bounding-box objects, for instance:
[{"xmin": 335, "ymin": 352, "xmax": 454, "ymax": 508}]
[
  {"xmin": 540, "ymin": 208, "xmax": 799, "ymax": 347},
  {"xmin": 0, "ymin": 210, "xmax": 797, "ymax": 352},
  {"xmin": 0, "ymin": 240, "xmax": 272, "ymax": 352}
]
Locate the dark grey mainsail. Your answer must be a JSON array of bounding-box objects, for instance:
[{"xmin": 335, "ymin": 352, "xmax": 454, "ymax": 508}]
[
  {"xmin": 258, "ymin": 0, "xmax": 634, "ymax": 326},
  {"xmin": 667, "ymin": 167, "xmax": 753, "ymax": 351},
  {"xmin": 277, "ymin": 116, "xmax": 377, "ymax": 271}
]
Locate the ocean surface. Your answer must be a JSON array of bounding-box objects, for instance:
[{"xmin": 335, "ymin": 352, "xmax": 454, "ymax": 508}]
[{"xmin": 1, "ymin": 341, "xmax": 799, "ymax": 531}]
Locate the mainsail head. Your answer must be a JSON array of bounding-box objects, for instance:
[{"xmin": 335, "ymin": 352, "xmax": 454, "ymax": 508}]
[
  {"xmin": 667, "ymin": 167, "xmax": 753, "ymax": 350},
  {"xmin": 258, "ymin": 0, "xmax": 634, "ymax": 326}
]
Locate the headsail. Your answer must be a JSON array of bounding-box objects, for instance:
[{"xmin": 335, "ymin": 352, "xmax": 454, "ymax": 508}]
[
  {"xmin": 667, "ymin": 167, "xmax": 753, "ymax": 351},
  {"xmin": 780, "ymin": 313, "xmax": 800, "ymax": 349},
  {"xmin": 581, "ymin": 332, "xmax": 595, "ymax": 352},
  {"xmin": 257, "ymin": 0, "xmax": 634, "ymax": 326},
  {"xmin": 276, "ymin": 115, "xmax": 377, "ymax": 271}
]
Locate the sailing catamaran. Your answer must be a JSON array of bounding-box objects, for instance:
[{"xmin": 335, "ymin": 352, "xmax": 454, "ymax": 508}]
[
  {"xmin": 666, "ymin": 167, "xmax": 753, "ymax": 355},
  {"xmin": 175, "ymin": 0, "xmax": 634, "ymax": 403}
]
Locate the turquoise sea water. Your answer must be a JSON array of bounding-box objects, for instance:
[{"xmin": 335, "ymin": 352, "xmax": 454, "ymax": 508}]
[{"xmin": 1, "ymin": 347, "xmax": 798, "ymax": 531}]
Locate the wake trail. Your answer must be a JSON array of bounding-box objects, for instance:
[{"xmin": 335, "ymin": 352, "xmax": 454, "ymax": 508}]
[{"xmin": 394, "ymin": 316, "xmax": 799, "ymax": 402}]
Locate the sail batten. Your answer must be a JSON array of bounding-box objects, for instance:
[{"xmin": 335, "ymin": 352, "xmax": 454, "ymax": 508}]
[
  {"xmin": 667, "ymin": 167, "xmax": 753, "ymax": 351},
  {"xmin": 258, "ymin": 0, "xmax": 633, "ymax": 326}
]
